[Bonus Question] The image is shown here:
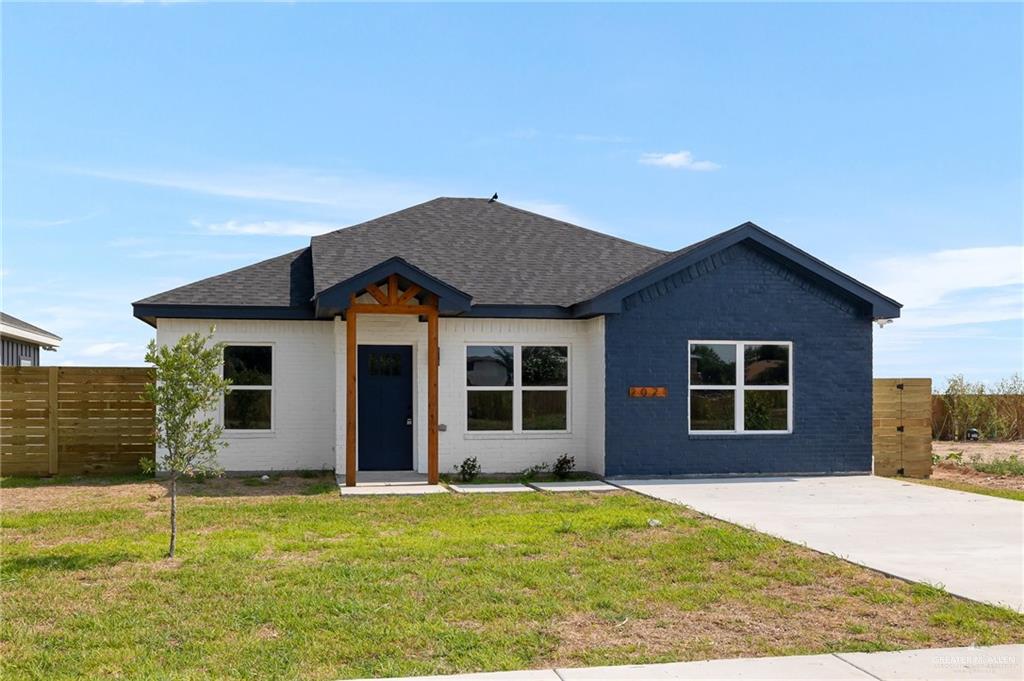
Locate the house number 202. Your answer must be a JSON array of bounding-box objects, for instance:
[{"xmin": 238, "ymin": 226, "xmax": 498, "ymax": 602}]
[{"xmin": 629, "ymin": 386, "xmax": 667, "ymax": 398}]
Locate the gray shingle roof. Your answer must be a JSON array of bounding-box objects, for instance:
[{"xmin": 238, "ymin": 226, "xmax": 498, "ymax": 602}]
[
  {"xmin": 310, "ymin": 198, "xmax": 667, "ymax": 306},
  {"xmin": 136, "ymin": 198, "xmax": 667, "ymax": 310},
  {"xmin": 0, "ymin": 312, "xmax": 61, "ymax": 341},
  {"xmin": 134, "ymin": 248, "xmax": 314, "ymax": 308},
  {"xmin": 132, "ymin": 197, "xmax": 901, "ymax": 321}
]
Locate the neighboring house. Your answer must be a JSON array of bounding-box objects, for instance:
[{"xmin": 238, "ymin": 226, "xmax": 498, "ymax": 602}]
[
  {"xmin": 0, "ymin": 313, "xmax": 61, "ymax": 367},
  {"xmin": 133, "ymin": 198, "xmax": 901, "ymax": 483}
]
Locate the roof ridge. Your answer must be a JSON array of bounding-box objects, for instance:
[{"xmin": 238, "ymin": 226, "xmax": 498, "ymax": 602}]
[
  {"xmin": 493, "ymin": 200, "xmax": 668, "ymax": 255},
  {"xmin": 314, "ymin": 197, "xmax": 450, "ymax": 239},
  {"xmin": 573, "ymin": 223, "xmax": 742, "ymax": 302}
]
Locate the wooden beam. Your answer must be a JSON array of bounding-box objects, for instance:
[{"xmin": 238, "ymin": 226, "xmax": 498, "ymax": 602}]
[
  {"xmin": 345, "ymin": 310, "xmax": 357, "ymax": 486},
  {"xmin": 397, "ymin": 284, "xmax": 421, "ymax": 305},
  {"xmin": 346, "ymin": 304, "xmax": 437, "ymax": 316},
  {"xmin": 387, "ymin": 274, "xmax": 399, "ymax": 305},
  {"xmin": 426, "ymin": 307, "xmax": 439, "ymax": 485},
  {"xmin": 364, "ymin": 283, "xmax": 388, "ymax": 306}
]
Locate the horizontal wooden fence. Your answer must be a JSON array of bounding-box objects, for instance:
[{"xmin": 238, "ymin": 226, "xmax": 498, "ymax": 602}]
[
  {"xmin": 873, "ymin": 378, "xmax": 932, "ymax": 478},
  {"xmin": 0, "ymin": 367, "xmax": 154, "ymax": 477}
]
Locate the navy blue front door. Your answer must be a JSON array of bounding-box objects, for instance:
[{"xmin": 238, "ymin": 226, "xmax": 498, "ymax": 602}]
[{"xmin": 358, "ymin": 345, "xmax": 414, "ymax": 470}]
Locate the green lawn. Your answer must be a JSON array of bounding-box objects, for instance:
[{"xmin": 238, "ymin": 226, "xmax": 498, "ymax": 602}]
[{"xmin": 2, "ymin": 476, "xmax": 1022, "ymax": 680}]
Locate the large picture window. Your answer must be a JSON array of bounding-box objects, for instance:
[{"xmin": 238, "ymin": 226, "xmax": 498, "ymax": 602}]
[
  {"xmin": 689, "ymin": 341, "xmax": 791, "ymax": 434},
  {"xmin": 466, "ymin": 345, "xmax": 569, "ymax": 432},
  {"xmin": 223, "ymin": 345, "xmax": 273, "ymax": 430}
]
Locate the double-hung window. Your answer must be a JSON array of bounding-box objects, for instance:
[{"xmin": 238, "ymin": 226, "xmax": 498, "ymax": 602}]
[
  {"xmin": 223, "ymin": 345, "xmax": 273, "ymax": 431},
  {"xmin": 466, "ymin": 345, "xmax": 569, "ymax": 432},
  {"xmin": 688, "ymin": 341, "xmax": 791, "ymax": 433}
]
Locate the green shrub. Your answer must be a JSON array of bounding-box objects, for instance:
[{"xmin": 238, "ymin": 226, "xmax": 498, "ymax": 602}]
[
  {"xmin": 972, "ymin": 456, "xmax": 1024, "ymax": 477},
  {"xmin": 520, "ymin": 463, "xmax": 549, "ymax": 481},
  {"xmin": 553, "ymin": 454, "xmax": 575, "ymax": 479},
  {"xmin": 455, "ymin": 457, "xmax": 481, "ymax": 482}
]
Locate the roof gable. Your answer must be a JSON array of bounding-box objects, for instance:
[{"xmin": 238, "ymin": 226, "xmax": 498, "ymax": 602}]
[
  {"xmin": 573, "ymin": 222, "xmax": 901, "ymax": 319},
  {"xmin": 314, "ymin": 257, "xmax": 473, "ymax": 317}
]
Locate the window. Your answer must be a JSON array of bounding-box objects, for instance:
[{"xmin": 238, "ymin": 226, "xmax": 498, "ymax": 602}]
[
  {"xmin": 688, "ymin": 341, "xmax": 791, "ymax": 433},
  {"xmin": 223, "ymin": 345, "xmax": 272, "ymax": 430},
  {"xmin": 466, "ymin": 344, "xmax": 569, "ymax": 432},
  {"xmin": 369, "ymin": 351, "xmax": 402, "ymax": 376}
]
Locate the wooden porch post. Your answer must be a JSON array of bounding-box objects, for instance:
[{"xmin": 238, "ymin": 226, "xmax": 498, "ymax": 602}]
[
  {"xmin": 345, "ymin": 308, "xmax": 357, "ymax": 486},
  {"xmin": 427, "ymin": 307, "xmax": 439, "ymax": 484}
]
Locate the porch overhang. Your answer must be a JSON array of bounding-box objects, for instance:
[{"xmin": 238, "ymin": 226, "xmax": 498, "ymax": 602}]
[
  {"xmin": 336, "ymin": 265, "xmax": 444, "ymax": 487},
  {"xmin": 313, "ymin": 257, "xmax": 472, "ymax": 319}
]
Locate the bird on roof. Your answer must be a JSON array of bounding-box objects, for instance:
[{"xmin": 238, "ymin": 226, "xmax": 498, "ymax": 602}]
[{"xmin": 488, "ymin": 193, "xmax": 498, "ymax": 203}]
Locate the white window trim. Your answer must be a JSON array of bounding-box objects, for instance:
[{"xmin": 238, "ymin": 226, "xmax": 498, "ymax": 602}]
[
  {"xmin": 221, "ymin": 342, "xmax": 275, "ymax": 435},
  {"xmin": 465, "ymin": 343, "xmax": 571, "ymax": 434},
  {"xmin": 688, "ymin": 340, "xmax": 793, "ymax": 435}
]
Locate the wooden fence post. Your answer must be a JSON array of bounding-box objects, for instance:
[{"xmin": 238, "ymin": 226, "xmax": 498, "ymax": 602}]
[{"xmin": 47, "ymin": 366, "xmax": 59, "ymax": 476}]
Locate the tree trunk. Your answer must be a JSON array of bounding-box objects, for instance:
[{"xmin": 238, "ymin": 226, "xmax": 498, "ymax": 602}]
[{"xmin": 168, "ymin": 475, "xmax": 177, "ymax": 558}]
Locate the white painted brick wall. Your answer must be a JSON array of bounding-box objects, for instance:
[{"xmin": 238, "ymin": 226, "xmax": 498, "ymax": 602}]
[
  {"xmin": 157, "ymin": 315, "xmax": 606, "ymax": 475},
  {"xmin": 155, "ymin": 319, "xmax": 336, "ymax": 472},
  {"xmin": 436, "ymin": 317, "xmax": 605, "ymax": 475}
]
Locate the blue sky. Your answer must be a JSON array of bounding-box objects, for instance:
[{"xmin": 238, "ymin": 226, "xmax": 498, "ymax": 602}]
[{"xmin": 3, "ymin": 3, "xmax": 1021, "ymax": 385}]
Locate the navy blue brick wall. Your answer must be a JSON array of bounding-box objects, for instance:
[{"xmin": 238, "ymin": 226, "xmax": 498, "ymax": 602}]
[{"xmin": 604, "ymin": 242, "xmax": 873, "ymax": 476}]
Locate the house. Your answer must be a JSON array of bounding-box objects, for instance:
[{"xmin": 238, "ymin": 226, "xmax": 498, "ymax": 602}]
[
  {"xmin": 133, "ymin": 198, "xmax": 901, "ymax": 483},
  {"xmin": 1, "ymin": 313, "xmax": 61, "ymax": 366}
]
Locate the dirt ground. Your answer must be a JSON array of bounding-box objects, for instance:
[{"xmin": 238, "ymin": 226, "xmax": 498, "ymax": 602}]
[
  {"xmin": 931, "ymin": 440, "xmax": 1023, "ymax": 463},
  {"xmin": 926, "ymin": 441, "xmax": 1023, "ymax": 492},
  {"xmin": 0, "ymin": 474, "xmax": 337, "ymax": 514},
  {"xmin": 930, "ymin": 463, "xmax": 1024, "ymax": 491}
]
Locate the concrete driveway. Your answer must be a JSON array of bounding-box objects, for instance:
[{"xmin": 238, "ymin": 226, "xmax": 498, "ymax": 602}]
[{"xmin": 615, "ymin": 475, "xmax": 1024, "ymax": 612}]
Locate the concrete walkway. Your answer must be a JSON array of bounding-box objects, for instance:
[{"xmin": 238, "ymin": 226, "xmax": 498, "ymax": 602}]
[
  {"xmin": 355, "ymin": 644, "xmax": 1023, "ymax": 680},
  {"xmin": 615, "ymin": 475, "xmax": 1024, "ymax": 611},
  {"xmin": 336, "ymin": 471, "xmax": 448, "ymax": 496}
]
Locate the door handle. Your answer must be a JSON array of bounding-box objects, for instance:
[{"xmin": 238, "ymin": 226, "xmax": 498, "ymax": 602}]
[{"xmin": 406, "ymin": 417, "xmax": 413, "ymax": 426}]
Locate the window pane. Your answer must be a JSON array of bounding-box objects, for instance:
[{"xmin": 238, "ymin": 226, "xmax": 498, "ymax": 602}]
[
  {"xmin": 466, "ymin": 346, "xmax": 514, "ymax": 387},
  {"xmin": 690, "ymin": 390, "xmax": 735, "ymax": 431},
  {"xmin": 744, "ymin": 390, "xmax": 788, "ymax": 431},
  {"xmin": 690, "ymin": 344, "xmax": 736, "ymax": 386},
  {"xmin": 744, "ymin": 344, "xmax": 790, "ymax": 385},
  {"xmin": 467, "ymin": 390, "xmax": 513, "ymax": 430},
  {"xmin": 224, "ymin": 390, "xmax": 272, "ymax": 430},
  {"xmin": 369, "ymin": 352, "xmax": 401, "ymax": 376},
  {"xmin": 522, "ymin": 346, "xmax": 568, "ymax": 386},
  {"xmin": 523, "ymin": 390, "xmax": 567, "ymax": 430},
  {"xmin": 224, "ymin": 346, "xmax": 272, "ymax": 386}
]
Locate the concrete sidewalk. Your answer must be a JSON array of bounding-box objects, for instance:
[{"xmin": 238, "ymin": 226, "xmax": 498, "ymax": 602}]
[
  {"xmin": 355, "ymin": 645, "xmax": 1022, "ymax": 680},
  {"xmin": 616, "ymin": 475, "xmax": 1024, "ymax": 611}
]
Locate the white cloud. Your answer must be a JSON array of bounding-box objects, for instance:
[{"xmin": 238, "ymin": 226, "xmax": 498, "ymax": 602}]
[
  {"xmin": 856, "ymin": 244, "xmax": 1024, "ymax": 384},
  {"xmin": 194, "ymin": 219, "xmax": 337, "ymax": 237},
  {"xmin": 639, "ymin": 150, "xmax": 720, "ymax": 171},
  {"xmin": 507, "ymin": 128, "xmax": 540, "ymax": 140},
  {"xmin": 507, "ymin": 199, "xmax": 591, "ymax": 227},
  {"xmin": 81, "ymin": 342, "xmax": 131, "ymax": 357},
  {"xmin": 862, "ymin": 245, "xmax": 1024, "ymax": 328},
  {"xmin": 132, "ymin": 249, "xmax": 266, "ymax": 261},
  {"xmin": 573, "ymin": 133, "xmax": 632, "ymax": 144},
  {"xmin": 7, "ymin": 211, "xmax": 101, "ymax": 228},
  {"xmin": 61, "ymin": 164, "xmax": 436, "ymax": 217},
  {"xmin": 106, "ymin": 236, "xmax": 152, "ymax": 248}
]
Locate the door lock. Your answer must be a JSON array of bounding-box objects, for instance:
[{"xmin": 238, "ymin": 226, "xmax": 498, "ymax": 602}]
[{"xmin": 406, "ymin": 417, "xmax": 413, "ymax": 426}]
